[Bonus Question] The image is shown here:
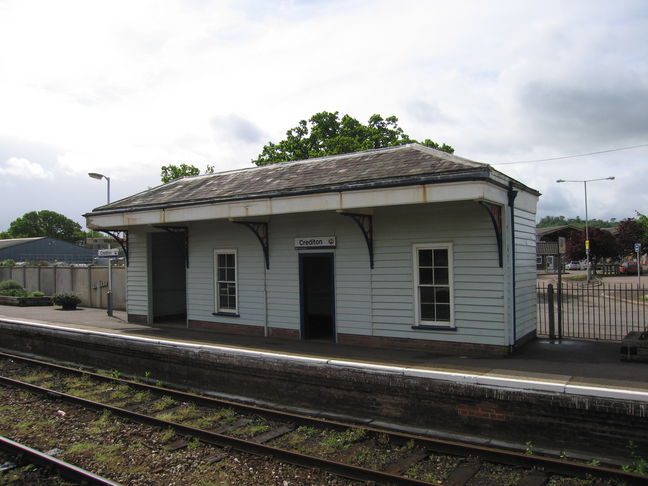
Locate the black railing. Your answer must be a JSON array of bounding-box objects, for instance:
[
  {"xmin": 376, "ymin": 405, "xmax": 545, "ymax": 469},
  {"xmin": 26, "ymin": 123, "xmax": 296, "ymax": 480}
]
[{"xmin": 537, "ymin": 281, "xmax": 648, "ymax": 341}]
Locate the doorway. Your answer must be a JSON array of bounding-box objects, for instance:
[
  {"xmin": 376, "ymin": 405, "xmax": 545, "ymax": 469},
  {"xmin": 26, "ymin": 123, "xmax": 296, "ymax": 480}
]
[
  {"xmin": 151, "ymin": 232, "xmax": 187, "ymax": 323},
  {"xmin": 299, "ymin": 253, "xmax": 335, "ymax": 341}
]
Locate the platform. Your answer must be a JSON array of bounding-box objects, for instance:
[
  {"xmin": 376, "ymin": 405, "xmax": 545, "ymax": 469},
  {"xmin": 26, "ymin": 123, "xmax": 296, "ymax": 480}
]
[
  {"xmin": 2, "ymin": 304, "xmax": 648, "ymax": 462},
  {"xmin": 0, "ymin": 304, "xmax": 647, "ymax": 398}
]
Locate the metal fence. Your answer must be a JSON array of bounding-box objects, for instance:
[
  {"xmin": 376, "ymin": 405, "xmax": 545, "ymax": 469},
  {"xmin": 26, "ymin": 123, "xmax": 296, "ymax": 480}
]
[{"xmin": 537, "ymin": 281, "xmax": 648, "ymax": 341}]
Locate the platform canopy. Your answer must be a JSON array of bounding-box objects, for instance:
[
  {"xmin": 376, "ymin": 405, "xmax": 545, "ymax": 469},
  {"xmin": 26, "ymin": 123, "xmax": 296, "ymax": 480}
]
[{"xmin": 84, "ymin": 143, "xmax": 538, "ymax": 229}]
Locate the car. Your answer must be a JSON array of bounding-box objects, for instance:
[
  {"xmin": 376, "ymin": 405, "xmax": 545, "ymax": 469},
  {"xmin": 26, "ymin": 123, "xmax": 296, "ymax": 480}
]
[
  {"xmin": 619, "ymin": 261, "xmax": 643, "ymax": 275},
  {"xmin": 565, "ymin": 261, "xmax": 586, "ymax": 270}
]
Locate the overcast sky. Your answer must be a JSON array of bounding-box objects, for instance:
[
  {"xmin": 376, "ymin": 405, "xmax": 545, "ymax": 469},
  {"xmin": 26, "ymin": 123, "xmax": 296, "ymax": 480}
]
[{"xmin": 1, "ymin": 0, "xmax": 647, "ymax": 232}]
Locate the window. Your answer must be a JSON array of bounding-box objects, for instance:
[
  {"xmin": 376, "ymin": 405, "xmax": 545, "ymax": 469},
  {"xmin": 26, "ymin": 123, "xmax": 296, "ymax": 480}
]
[
  {"xmin": 214, "ymin": 250, "xmax": 238, "ymax": 314},
  {"xmin": 413, "ymin": 244, "xmax": 453, "ymax": 327}
]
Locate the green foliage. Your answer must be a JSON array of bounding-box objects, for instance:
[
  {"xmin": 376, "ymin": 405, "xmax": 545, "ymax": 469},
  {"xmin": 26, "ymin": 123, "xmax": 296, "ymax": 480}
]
[
  {"xmin": 160, "ymin": 163, "xmax": 200, "ymax": 183},
  {"xmin": 637, "ymin": 211, "xmax": 648, "ymax": 244},
  {"xmin": 2, "ymin": 210, "xmax": 85, "ymax": 243},
  {"xmin": 0, "ymin": 259, "xmax": 15, "ymax": 266},
  {"xmin": 160, "ymin": 163, "xmax": 217, "ymax": 183},
  {"xmin": 0, "ymin": 288, "xmax": 28, "ymax": 297},
  {"xmin": 537, "ymin": 215, "xmax": 617, "ymax": 229},
  {"xmin": 52, "ymin": 292, "xmax": 82, "ymax": 307},
  {"xmin": 252, "ymin": 111, "xmax": 454, "ymax": 166},
  {"xmin": 0, "ymin": 280, "xmax": 24, "ymax": 291},
  {"xmin": 622, "ymin": 441, "xmax": 648, "ymax": 475},
  {"xmin": 616, "ymin": 218, "xmax": 647, "ymax": 256},
  {"xmin": 0, "ymin": 280, "xmax": 27, "ymax": 296},
  {"xmin": 566, "ymin": 226, "xmax": 619, "ymax": 261},
  {"xmin": 29, "ymin": 291, "xmax": 45, "ymax": 297},
  {"xmin": 524, "ymin": 441, "xmax": 534, "ymax": 455}
]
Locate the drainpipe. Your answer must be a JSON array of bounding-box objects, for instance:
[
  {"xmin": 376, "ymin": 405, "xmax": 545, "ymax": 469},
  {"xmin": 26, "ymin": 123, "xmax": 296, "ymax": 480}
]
[{"xmin": 508, "ymin": 183, "xmax": 518, "ymax": 352}]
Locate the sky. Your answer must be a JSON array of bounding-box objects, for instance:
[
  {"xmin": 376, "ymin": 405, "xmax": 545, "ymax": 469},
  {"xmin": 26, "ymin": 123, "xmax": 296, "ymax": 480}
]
[{"xmin": 1, "ymin": 0, "xmax": 647, "ymax": 232}]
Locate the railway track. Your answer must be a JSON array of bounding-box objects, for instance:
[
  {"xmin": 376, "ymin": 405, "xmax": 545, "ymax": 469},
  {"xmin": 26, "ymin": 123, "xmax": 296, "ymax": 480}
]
[
  {"xmin": 0, "ymin": 351, "xmax": 643, "ymax": 485},
  {"xmin": 0, "ymin": 435, "xmax": 120, "ymax": 485}
]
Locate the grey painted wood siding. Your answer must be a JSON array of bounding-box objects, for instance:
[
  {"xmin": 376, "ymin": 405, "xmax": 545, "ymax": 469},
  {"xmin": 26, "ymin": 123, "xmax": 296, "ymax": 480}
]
[
  {"xmin": 187, "ymin": 221, "xmax": 266, "ymax": 327},
  {"xmin": 271, "ymin": 213, "xmax": 372, "ymax": 335},
  {"xmin": 133, "ymin": 198, "xmax": 534, "ymax": 347},
  {"xmin": 126, "ymin": 231, "xmax": 150, "ymax": 319},
  {"xmin": 372, "ymin": 202, "xmax": 507, "ymax": 346},
  {"xmin": 185, "ymin": 214, "xmax": 372, "ymax": 335},
  {"xmin": 514, "ymin": 207, "xmax": 537, "ymax": 339}
]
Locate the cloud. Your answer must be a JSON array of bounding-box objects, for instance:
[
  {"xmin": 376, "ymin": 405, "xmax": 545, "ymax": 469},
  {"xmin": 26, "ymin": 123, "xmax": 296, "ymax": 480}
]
[
  {"xmin": 0, "ymin": 157, "xmax": 53, "ymax": 180},
  {"xmin": 210, "ymin": 114, "xmax": 263, "ymax": 144},
  {"xmin": 518, "ymin": 78, "xmax": 648, "ymax": 146}
]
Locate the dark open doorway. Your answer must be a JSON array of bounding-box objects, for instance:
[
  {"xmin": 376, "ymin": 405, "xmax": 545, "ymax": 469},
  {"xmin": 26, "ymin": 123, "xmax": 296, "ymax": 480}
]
[
  {"xmin": 151, "ymin": 232, "xmax": 187, "ymax": 323},
  {"xmin": 299, "ymin": 253, "xmax": 335, "ymax": 341}
]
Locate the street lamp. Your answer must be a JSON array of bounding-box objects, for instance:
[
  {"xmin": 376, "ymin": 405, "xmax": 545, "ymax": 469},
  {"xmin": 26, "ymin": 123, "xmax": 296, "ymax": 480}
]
[
  {"xmin": 88, "ymin": 173, "xmax": 110, "ymax": 204},
  {"xmin": 556, "ymin": 177, "xmax": 615, "ymax": 283},
  {"xmin": 88, "ymin": 172, "xmax": 113, "ymax": 316}
]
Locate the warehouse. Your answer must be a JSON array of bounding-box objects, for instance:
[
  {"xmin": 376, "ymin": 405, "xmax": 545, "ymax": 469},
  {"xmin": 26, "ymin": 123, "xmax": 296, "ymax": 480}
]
[{"xmin": 84, "ymin": 143, "xmax": 539, "ymax": 356}]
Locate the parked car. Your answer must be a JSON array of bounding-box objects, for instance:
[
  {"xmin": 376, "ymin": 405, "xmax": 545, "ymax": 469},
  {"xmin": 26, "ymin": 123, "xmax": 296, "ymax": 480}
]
[
  {"xmin": 565, "ymin": 261, "xmax": 586, "ymax": 270},
  {"xmin": 619, "ymin": 261, "xmax": 643, "ymax": 274}
]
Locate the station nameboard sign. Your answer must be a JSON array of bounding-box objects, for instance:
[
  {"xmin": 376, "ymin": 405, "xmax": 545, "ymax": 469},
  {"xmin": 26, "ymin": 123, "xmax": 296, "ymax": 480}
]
[
  {"xmin": 97, "ymin": 248, "xmax": 120, "ymax": 258},
  {"xmin": 294, "ymin": 236, "xmax": 336, "ymax": 250}
]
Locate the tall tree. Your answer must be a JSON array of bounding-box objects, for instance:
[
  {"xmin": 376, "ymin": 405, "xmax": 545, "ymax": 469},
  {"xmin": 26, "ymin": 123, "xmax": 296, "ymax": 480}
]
[
  {"xmin": 537, "ymin": 215, "xmax": 617, "ymax": 228},
  {"xmin": 615, "ymin": 218, "xmax": 647, "ymax": 257},
  {"xmin": 160, "ymin": 164, "xmax": 200, "ymax": 183},
  {"xmin": 252, "ymin": 111, "xmax": 454, "ymax": 166},
  {"xmin": 636, "ymin": 211, "xmax": 648, "ymax": 243},
  {"xmin": 160, "ymin": 164, "xmax": 215, "ymax": 183},
  {"xmin": 4, "ymin": 210, "xmax": 85, "ymax": 243},
  {"xmin": 566, "ymin": 227, "xmax": 619, "ymax": 261}
]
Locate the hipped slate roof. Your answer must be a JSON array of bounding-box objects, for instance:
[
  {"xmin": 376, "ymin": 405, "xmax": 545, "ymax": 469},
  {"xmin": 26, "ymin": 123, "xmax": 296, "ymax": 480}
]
[
  {"xmin": 88, "ymin": 143, "xmax": 538, "ymax": 215},
  {"xmin": 0, "ymin": 237, "xmax": 44, "ymax": 250}
]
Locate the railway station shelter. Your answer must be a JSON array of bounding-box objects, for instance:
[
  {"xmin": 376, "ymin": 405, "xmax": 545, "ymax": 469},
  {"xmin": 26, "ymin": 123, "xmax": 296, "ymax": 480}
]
[{"xmin": 85, "ymin": 144, "xmax": 539, "ymax": 356}]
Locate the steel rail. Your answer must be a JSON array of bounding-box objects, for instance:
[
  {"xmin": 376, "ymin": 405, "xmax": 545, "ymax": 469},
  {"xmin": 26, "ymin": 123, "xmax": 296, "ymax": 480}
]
[
  {"xmin": 0, "ymin": 435, "xmax": 122, "ymax": 486},
  {"xmin": 0, "ymin": 375, "xmax": 434, "ymax": 486},
  {"xmin": 1, "ymin": 351, "xmax": 645, "ymax": 485}
]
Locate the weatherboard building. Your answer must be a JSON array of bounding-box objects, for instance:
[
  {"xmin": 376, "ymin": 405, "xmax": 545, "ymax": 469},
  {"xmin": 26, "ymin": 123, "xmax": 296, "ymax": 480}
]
[{"xmin": 84, "ymin": 144, "xmax": 539, "ymax": 356}]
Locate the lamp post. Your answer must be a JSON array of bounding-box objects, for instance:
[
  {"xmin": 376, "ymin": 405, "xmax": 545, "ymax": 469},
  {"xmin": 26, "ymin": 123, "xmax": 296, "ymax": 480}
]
[
  {"xmin": 88, "ymin": 172, "xmax": 113, "ymax": 316},
  {"xmin": 556, "ymin": 176, "xmax": 615, "ymax": 283}
]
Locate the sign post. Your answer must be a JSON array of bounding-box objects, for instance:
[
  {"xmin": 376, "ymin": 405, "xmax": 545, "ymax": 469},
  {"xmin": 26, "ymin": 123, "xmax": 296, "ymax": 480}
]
[
  {"xmin": 98, "ymin": 248, "xmax": 119, "ymax": 317},
  {"xmin": 635, "ymin": 243, "xmax": 642, "ymax": 288},
  {"xmin": 556, "ymin": 236, "xmax": 566, "ymax": 340}
]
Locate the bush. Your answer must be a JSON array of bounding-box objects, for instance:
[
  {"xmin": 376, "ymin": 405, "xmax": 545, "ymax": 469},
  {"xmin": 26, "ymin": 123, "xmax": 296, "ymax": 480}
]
[
  {"xmin": 0, "ymin": 259, "xmax": 15, "ymax": 266},
  {"xmin": 29, "ymin": 291, "xmax": 45, "ymax": 297},
  {"xmin": 0, "ymin": 288, "xmax": 28, "ymax": 297},
  {"xmin": 0, "ymin": 280, "xmax": 24, "ymax": 291},
  {"xmin": 52, "ymin": 292, "xmax": 82, "ymax": 308}
]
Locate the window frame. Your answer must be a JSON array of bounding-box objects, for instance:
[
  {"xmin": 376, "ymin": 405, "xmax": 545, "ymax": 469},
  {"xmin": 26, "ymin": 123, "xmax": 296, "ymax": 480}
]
[
  {"xmin": 412, "ymin": 243, "xmax": 455, "ymax": 329},
  {"xmin": 213, "ymin": 249, "xmax": 238, "ymax": 315}
]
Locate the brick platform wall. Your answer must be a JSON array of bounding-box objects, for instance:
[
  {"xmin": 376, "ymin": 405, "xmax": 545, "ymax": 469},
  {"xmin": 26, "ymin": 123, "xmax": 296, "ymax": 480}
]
[{"xmin": 2, "ymin": 320, "xmax": 646, "ymax": 462}]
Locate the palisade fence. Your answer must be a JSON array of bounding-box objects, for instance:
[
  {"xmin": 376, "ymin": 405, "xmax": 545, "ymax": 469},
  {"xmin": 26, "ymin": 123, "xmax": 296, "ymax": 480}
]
[
  {"xmin": 537, "ymin": 281, "xmax": 648, "ymax": 341},
  {"xmin": 0, "ymin": 265, "xmax": 126, "ymax": 310}
]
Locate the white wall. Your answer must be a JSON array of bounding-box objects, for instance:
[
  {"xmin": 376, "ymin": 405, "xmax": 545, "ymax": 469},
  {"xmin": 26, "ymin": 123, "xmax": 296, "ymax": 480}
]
[
  {"xmin": 126, "ymin": 231, "xmax": 151, "ymax": 320},
  {"xmin": 179, "ymin": 200, "xmax": 515, "ymax": 346},
  {"xmin": 371, "ymin": 202, "xmax": 506, "ymax": 345}
]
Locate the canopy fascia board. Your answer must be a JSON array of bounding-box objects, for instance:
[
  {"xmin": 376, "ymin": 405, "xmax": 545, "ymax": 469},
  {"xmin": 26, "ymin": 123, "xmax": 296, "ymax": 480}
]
[{"xmin": 86, "ymin": 180, "xmax": 527, "ymax": 230}]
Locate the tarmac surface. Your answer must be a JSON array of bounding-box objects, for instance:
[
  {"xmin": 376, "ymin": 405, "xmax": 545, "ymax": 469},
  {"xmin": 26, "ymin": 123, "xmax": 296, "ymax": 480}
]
[{"xmin": 1, "ymin": 303, "xmax": 647, "ymax": 395}]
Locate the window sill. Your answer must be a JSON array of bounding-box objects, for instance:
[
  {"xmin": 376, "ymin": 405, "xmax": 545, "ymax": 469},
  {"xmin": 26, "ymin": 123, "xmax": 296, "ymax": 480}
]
[
  {"xmin": 212, "ymin": 312, "xmax": 240, "ymax": 317},
  {"xmin": 411, "ymin": 325, "xmax": 456, "ymax": 331}
]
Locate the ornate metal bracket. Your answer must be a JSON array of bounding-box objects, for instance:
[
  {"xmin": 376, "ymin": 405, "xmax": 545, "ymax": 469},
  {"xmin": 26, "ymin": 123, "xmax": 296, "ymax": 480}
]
[
  {"xmin": 477, "ymin": 202, "xmax": 503, "ymax": 268},
  {"xmin": 99, "ymin": 230, "xmax": 129, "ymax": 266},
  {"xmin": 233, "ymin": 221, "xmax": 269, "ymax": 270},
  {"xmin": 153, "ymin": 226, "xmax": 189, "ymax": 268},
  {"xmin": 338, "ymin": 212, "xmax": 374, "ymax": 269}
]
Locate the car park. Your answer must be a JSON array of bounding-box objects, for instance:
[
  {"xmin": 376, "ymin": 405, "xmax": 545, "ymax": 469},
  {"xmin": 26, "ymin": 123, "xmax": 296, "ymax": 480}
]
[{"xmin": 618, "ymin": 261, "xmax": 643, "ymax": 274}]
